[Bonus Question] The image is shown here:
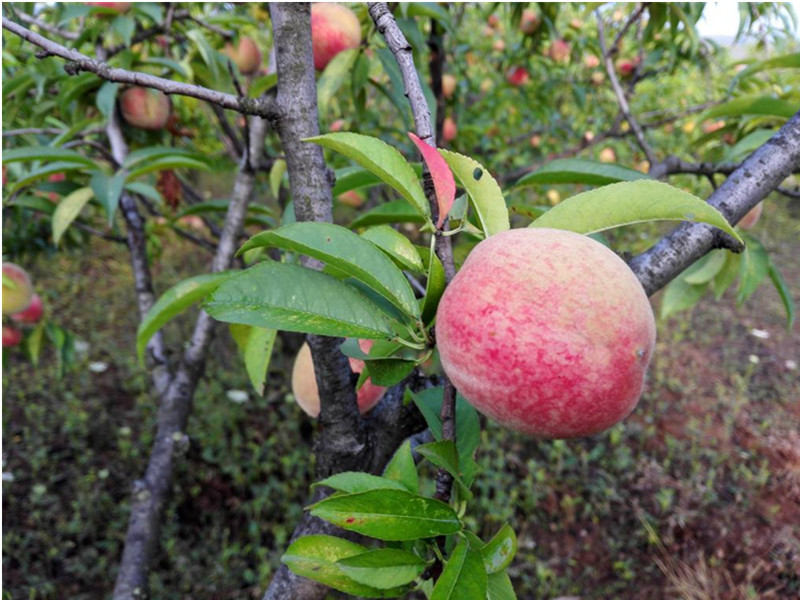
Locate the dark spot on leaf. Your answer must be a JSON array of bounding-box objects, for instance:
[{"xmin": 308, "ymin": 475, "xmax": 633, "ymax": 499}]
[
  {"xmin": 345, "ymin": 517, "xmax": 356, "ymax": 523},
  {"xmin": 326, "ymin": 237, "xmax": 331, "ymax": 242},
  {"xmin": 473, "ymin": 168, "xmax": 483, "ymax": 181}
]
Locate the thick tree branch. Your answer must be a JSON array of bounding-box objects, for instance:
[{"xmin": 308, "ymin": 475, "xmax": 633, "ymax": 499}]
[
  {"xmin": 630, "ymin": 109, "xmax": 800, "ymax": 296},
  {"xmin": 596, "ymin": 11, "xmax": 656, "ymax": 165},
  {"xmin": 2, "ymin": 16, "xmax": 277, "ymax": 118}
]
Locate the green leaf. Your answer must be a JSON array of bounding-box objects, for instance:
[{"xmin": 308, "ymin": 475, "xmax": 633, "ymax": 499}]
[
  {"xmin": 2, "ymin": 146, "xmax": 97, "ymax": 166},
  {"xmin": 306, "ymin": 133, "xmax": 430, "ymax": 220},
  {"xmin": 724, "ymin": 129, "xmax": 774, "ymax": 162},
  {"xmin": 317, "ymin": 48, "xmax": 359, "ymax": 114},
  {"xmin": 124, "ymin": 181, "xmax": 163, "ymax": 203},
  {"xmin": 137, "ymin": 272, "xmax": 234, "ymax": 362},
  {"xmin": 419, "ymin": 243, "xmax": 445, "ymax": 326},
  {"xmin": 704, "ymin": 95, "xmax": 797, "ymax": 120},
  {"xmin": 95, "ymin": 82, "xmax": 120, "ymax": 118},
  {"xmin": 315, "ymin": 472, "xmax": 410, "ymax": 494},
  {"xmin": 111, "ymin": 14, "xmax": 135, "ymax": 47},
  {"xmin": 486, "ymin": 571, "xmax": 517, "ymax": 600},
  {"xmin": 350, "ymin": 200, "xmax": 427, "ymax": 229},
  {"xmin": 52, "ymin": 187, "xmax": 94, "ymax": 246},
  {"xmin": 249, "ymin": 73, "xmax": 278, "ymax": 98},
  {"xmin": 481, "ymin": 524, "xmax": 517, "ymax": 574},
  {"xmin": 383, "ymin": 441, "xmax": 419, "ymax": 494},
  {"xmin": 439, "ymin": 149, "xmax": 510, "ymax": 237},
  {"xmin": 333, "ymin": 164, "xmax": 423, "ymax": 197},
  {"xmin": 282, "ymin": 535, "xmax": 406, "ymax": 598},
  {"xmin": 361, "ymin": 226, "xmax": 425, "ymax": 273},
  {"xmin": 683, "ymin": 250, "xmax": 727, "ymax": 285},
  {"xmin": 364, "ymin": 358, "xmax": 416, "ymax": 387},
  {"xmin": 337, "ymin": 549, "xmax": 427, "ymax": 590},
  {"xmin": 660, "ymin": 276, "xmax": 708, "ymax": 320},
  {"xmin": 734, "ymin": 52, "xmax": 800, "ymax": 84},
  {"xmin": 515, "ymin": 158, "xmax": 650, "ymax": 186},
  {"xmin": 416, "ymin": 440, "xmax": 461, "ymax": 484},
  {"xmin": 712, "ymin": 252, "xmax": 742, "ymax": 300},
  {"xmin": 122, "ymin": 146, "xmax": 202, "ymax": 169},
  {"xmin": 204, "ymin": 261, "xmax": 396, "ymax": 339},
  {"xmin": 9, "ymin": 162, "xmax": 87, "ymax": 194},
  {"xmin": 89, "ymin": 172, "xmax": 126, "ymax": 225},
  {"xmin": 26, "ymin": 323, "xmax": 46, "ymax": 367},
  {"xmin": 529, "ymin": 180, "xmax": 742, "ymax": 243},
  {"xmin": 228, "ymin": 324, "xmax": 276, "ymax": 396},
  {"xmin": 238, "ymin": 223, "xmax": 420, "ymax": 319},
  {"xmin": 126, "ymin": 156, "xmax": 210, "ymax": 180},
  {"xmin": 186, "ymin": 29, "xmax": 222, "ymax": 82},
  {"xmin": 431, "ymin": 542, "xmax": 487, "ymax": 600},
  {"xmin": 310, "ymin": 489, "xmax": 461, "ymax": 541},
  {"xmin": 768, "ymin": 260, "xmax": 795, "ymax": 329},
  {"xmin": 410, "ymin": 388, "xmax": 480, "ymax": 485},
  {"xmin": 270, "ymin": 159, "xmax": 287, "ymax": 199},
  {"xmin": 737, "ymin": 235, "xmax": 769, "ymax": 304}
]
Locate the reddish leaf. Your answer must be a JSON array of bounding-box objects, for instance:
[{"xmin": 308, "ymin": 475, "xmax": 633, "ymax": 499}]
[
  {"xmin": 157, "ymin": 170, "xmax": 182, "ymax": 209},
  {"xmin": 408, "ymin": 132, "xmax": 456, "ymax": 229}
]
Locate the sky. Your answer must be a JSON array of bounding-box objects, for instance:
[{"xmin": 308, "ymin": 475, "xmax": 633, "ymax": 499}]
[{"xmin": 696, "ymin": 1, "xmax": 800, "ymax": 40}]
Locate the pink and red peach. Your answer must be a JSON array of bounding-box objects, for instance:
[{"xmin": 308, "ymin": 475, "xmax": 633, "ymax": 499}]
[{"xmin": 435, "ymin": 228, "xmax": 656, "ymax": 439}]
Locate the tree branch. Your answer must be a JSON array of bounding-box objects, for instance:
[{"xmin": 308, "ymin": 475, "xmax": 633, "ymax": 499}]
[
  {"xmin": 596, "ymin": 11, "xmax": 656, "ymax": 165},
  {"xmin": 2, "ymin": 16, "xmax": 277, "ymax": 118},
  {"xmin": 630, "ymin": 109, "xmax": 800, "ymax": 296},
  {"xmin": 610, "ymin": 3, "xmax": 649, "ymax": 55},
  {"xmin": 368, "ymin": 0, "xmax": 460, "ymax": 514},
  {"xmin": 18, "ymin": 11, "xmax": 79, "ymax": 40}
]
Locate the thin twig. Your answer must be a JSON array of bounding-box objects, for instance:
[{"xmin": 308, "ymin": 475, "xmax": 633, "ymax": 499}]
[
  {"xmin": 18, "ymin": 11, "xmax": 78, "ymax": 40},
  {"xmin": 610, "ymin": 3, "xmax": 649, "ymax": 55},
  {"xmin": 596, "ymin": 11, "xmax": 656, "ymax": 164},
  {"xmin": 368, "ymin": 0, "xmax": 459, "ymax": 508},
  {"xmin": 2, "ymin": 16, "xmax": 277, "ymax": 118}
]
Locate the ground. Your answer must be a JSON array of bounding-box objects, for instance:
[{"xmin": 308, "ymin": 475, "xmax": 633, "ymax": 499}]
[{"xmin": 2, "ymin": 198, "xmax": 798, "ymax": 599}]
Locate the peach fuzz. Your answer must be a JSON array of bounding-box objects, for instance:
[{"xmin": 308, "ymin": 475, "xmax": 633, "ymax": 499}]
[
  {"xmin": 291, "ymin": 340, "xmax": 386, "ymax": 417},
  {"xmin": 310, "ymin": 3, "xmax": 361, "ymax": 71},
  {"xmin": 435, "ymin": 228, "xmax": 656, "ymax": 439}
]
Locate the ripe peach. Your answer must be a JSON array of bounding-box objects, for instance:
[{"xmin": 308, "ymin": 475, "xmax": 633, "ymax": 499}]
[
  {"xmin": 337, "ymin": 190, "xmax": 364, "ymax": 208},
  {"xmin": 119, "ymin": 87, "xmax": 172, "ymax": 131},
  {"xmin": 329, "ymin": 118, "xmax": 345, "ymax": 132},
  {"xmin": 492, "ymin": 39, "xmax": 506, "ymax": 52},
  {"xmin": 487, "ymin": 14, "xmax": 500, "ymax": 28},
  {"xmin": 222, "ymin": 36, "xmax": 262, "ymax": 75},
  {"xmin": 442, "ymin": 74, "xmax": 457, "ymax": 100},
  {"xmin": 436, "ymin": 228, "xmax": 656, "ymax": 438},
  {"xmin": 11, "ymin": 293, "xmax": 43, "ymax": 324},
  {"xmin": 529, "ymin": 134, "xmax": 542, "ymax": 148},
  {"xmin": 615, "ymin": 57, "xmax": 639, "ymax": 78},
  {"xmin": 590, "ymin": 71, "xmax": 605, "ymax": 85},
  {"xmin": 583, "ymin": 54, "xmax": 600, "ymax": 69},
  {"xmin": 738, "ymin": 202, "xmax": 763, "ymax": 230},
  {"xmin": 442, "ymin": 117, "xmax": 457, "ymax": 143},
  {"xmin": 291, "ymin": 340, "xmax": 386, "ymax": 417},
  {"xmin": 598, "ymin": 147, "xmax": 617, "ymax": 163},
  {"xmin": 701, "ymin": 119, "xmax": 725, "ymax": 134},
  {"xmin": 519, "ymin": 9, "xmax": 540, "ymax": 35},
  {"xmin": 2, "ymin": 263, "xmax": 34, "ymax": 316},
  {"xmin": 506, "ymin": 66, "xmax": 530, "ymax": 87},
  {"xmin": 546, "ymin": 39, "xmax": 571, "ymax": 64},
  {"xmin": 310, "ymin": 3, "xmax": 361, "ymax": 71},
  {"xmin": 2, "ymin": 325, "xmax": 23, "ymax": 347}
]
